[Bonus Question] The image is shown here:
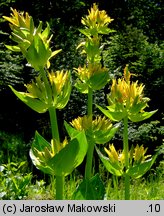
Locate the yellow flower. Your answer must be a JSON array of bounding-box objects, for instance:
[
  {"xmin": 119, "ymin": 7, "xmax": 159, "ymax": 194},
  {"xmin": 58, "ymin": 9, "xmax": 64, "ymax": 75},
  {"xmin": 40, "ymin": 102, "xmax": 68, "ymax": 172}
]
[
  {"xmin": 3, "ymin": 8, "xmax": 32, "ymax": 30},
  {"xmin": 71, "ymin": 116, "xmax": 92, "ymax": 131},
  {"xmin": 33, "ymin": 137, "xmax": 68, "ymax": 164},
  {"xmin": 92, "ymin": 116, "xmax": 112, "ymax": 131},
  {"xmin": 109, "ymin": 65, "xmax": 146, "ymax": 109},
  {"xmin": 3, "ymin": 8, "xmax": 34, "ymax": 49},
  {"xmin": 133, "ymin": 144, "xmax": 151, "ymax": 164},
  {"xmin": 81, "ymin": 3, "xmax": 113, "ymax": 31},
  {"xmin": 105, "ymin": 144, "xmax": 125, "ymax": 165},
  {"xmin": 76, "ymin": 63, "xmax": 107, "ymax": 81},
  {"xmin": 70, "ymin": 115, "xmax": 118, "ymax": 144},
  {"xmin": 48, "ymin": 70, "xmax": 69, "ymax": 95},
  {"xmin": 3, "ymin": 8, "xmax": 61, "ymax": 70},
  {"xmin": 25, "ymin": 75, "xmax": 47, "ymax": 101},
  {"xmin": 104, "ymin": 144, "xmax": 119, "ymax": 163}
]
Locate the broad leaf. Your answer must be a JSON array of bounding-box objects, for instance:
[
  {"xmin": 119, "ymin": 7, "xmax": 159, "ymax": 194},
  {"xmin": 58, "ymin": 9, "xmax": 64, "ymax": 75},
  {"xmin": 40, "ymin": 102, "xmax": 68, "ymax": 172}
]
[
  {"xmin": 94, "ymin": 123, "xmax": 120, "ymax": 144},
  {"xmin": 64, "ymin": 121, "xmax": 81, "ymax": 139},
  {"xmin": 127, "ymin": 154, "xmax": 157, "ymax": 179},
  {"xmin": 129, "ymin": 110, "xmax": 157, "ymax": 122},
  {"xmin": 72, "ymin": 174, "xmax": 105, "ymax": 200},
  {"xmin": 96, "ymin": 146, "xmax": 123, "ymax": 176},
  {"xmin": 48, "ymin": 131, "xmax": 88, "ymax": 176},
  {"xmin": 96, "ymin": 104, "xmax": 125, "ymax": 121},
  {"xmin": 9, "ymin": 85, "xmax": 48, "ymax": 113},
  {"xmin": 89, "ymin": 71, "xmax": 109, "ymax": 90}
]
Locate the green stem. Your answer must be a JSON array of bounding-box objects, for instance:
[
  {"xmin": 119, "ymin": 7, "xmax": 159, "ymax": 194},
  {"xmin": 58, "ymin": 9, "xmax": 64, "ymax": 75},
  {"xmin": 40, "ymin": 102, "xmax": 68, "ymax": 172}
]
[
  {"xmin": 87, "ymin": 87, "xmax": 93, "ymax": 118},
  {"xmin": 123, "ymin": 116, "xmax": 130, "ymax": 200},
  {"xmin": 85, "ymin": 139, "xmax": 95, "ymax": 180},
  {"xmin": 48, "ymin": 106, "xmax": 60, "ymax": 153},
  {"xmin": 85, "ymin": 87, "xmax": 94, "ymax": 180},
  {"xmin": 56, "ymin": 175, "xmax": 64, "ymax": 200},
  {"xmin": 39, "ymin": 67, "xmax": 64, "ymax": 200},
  {"xmin": 48, "ymin": 106, "xmax": 64, "ymax": 200}
]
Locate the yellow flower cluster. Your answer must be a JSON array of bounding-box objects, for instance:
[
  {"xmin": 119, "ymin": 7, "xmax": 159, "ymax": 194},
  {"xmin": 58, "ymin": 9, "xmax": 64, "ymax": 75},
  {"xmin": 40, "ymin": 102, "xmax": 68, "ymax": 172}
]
[
  {"xmin": 76, "ymin": 64, "xmax": 107, "ymax": 81},
  {"xmin": 105, "ymin": 144, "xmax": 151, "ymax": 166},
  {"xmin": 48, "ymin": 70, "xmax": 69, "ymax": 95},
  {"xmin": 3, "ymin": 8, "xmax": 61, "ymax": 71},
  {"xmin": 71, "ymin": 116, "xmax": 92, "ymax": 131},
  {"xmin": 3, "ymin": 8, "xmax": 32, "ymax": 30},
  {"xmin": 109, "ymin": 65, "xmax": 146, "ymax": 108},
  {"xmin": 81, "ymin": 3, "xmax": 113, "ymax": 30}
]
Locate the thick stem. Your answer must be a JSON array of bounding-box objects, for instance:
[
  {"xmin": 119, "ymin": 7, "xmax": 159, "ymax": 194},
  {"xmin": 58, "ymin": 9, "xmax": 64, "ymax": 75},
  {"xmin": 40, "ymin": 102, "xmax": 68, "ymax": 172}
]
[
  {"xmin": 123, "ymin": 116, "xmax": 130, "ymax": 200},
  {"xmin": 48, "ymin": 106, "xmax": 60, "ymax": 153},
  {"xmin": 85, "ymin": 87, "xmax": 94, "ymax": 180},
  {"xmin": 85, "ymin": 138, "xmax": 95, "ymax": 180},
  {"xmin": 39, "ymin": 67, "xmax": 64, "ymax": 199},
  {"xmin": 48, "ymin": 106, "xmax": 64, "ymax": 200},
  {"xmin": 87, "ymin": 87, "xmax": 93, "ymax": 118},
  {"xmin": 56, "ymin": 175, "xmax": 64, "ymax": 200}
]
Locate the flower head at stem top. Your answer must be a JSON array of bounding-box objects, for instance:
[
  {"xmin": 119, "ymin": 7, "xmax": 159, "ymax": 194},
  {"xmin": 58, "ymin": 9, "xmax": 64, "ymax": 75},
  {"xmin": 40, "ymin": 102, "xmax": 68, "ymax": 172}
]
[
  {"xmin": 97, "ymin": 65, "xmax": 157, "ymax": 122},
  {"xmin": 75, "ymin": 4, "xmax": 114, "ymax": 93},
  {"xmin": 3, "ymin": 8, "xmax": 61, "ymax": 71},
  {"xmin": 81, "ymin": 3, "xmax": 114, "ymax": 35},
  {"xmin": 104, "ymin": 144, "xmax": 152, "ymax": 170},
  {"xmin": 108, "ymin": 65, "xmax": 147, "ymax": 110}
]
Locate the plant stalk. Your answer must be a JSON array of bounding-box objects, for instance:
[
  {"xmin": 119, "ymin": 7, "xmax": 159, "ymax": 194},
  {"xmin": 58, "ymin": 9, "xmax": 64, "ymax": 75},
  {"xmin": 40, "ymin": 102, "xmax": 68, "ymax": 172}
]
[
  {"xmin": 39, "ymin": 67, "xmax": 65, "ymax": 200},
  {"xmin": 48, "ymin": 106, "xmax": 64, "ymax": 200},
  {"xmin": 85, "ymin": 87, "xmax": 94, "ymax": 180},
  {"xmin": 123, "ymin": 116, "xmax": 130, "ymax": 200},
  {"xmin": 48, "ymin": 106, "xmax": 60, "ymax": 153},
  {"xmin": 56, "ymin": 175, "xmax": 64, "ymax": 200}
]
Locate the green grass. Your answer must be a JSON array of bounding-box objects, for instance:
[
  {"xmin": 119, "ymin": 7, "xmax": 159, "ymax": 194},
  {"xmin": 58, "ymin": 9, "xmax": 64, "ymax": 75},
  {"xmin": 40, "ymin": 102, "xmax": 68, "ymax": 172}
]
[
  {"xmin": 105, "ymin": 162, "xmax": 164, "ymax": 200},
  {"xmin": 26, "ymin": 161, "xmax": 164, "ymax": 200},
  {"xmin": 1, "ymin": 162, "xmax": 163, "ymax": 200}
]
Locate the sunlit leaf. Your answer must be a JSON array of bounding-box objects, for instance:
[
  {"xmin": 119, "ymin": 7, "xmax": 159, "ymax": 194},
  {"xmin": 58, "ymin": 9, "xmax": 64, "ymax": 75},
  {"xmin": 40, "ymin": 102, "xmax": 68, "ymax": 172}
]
[
  {"xmin": 72, "ymin": 174, "xmax": 105, "ymax": 200},
  {"xmin": 9, "ymin": 85, "xmax": 48, "ymax": 113},
  {"xmin": 129, "ymin": 110, "xmax": 158, "ymax": 122},
  {"xmin": 95, "ymin": 146, "xmax": 123, "ymax": 176},
  {"xmin": 127, "ymin": 154, "xmax": 157, "ymax": 178},
  {"xmin": 48, "ymin": 131, "xmax": 88, "ymax": 176}
]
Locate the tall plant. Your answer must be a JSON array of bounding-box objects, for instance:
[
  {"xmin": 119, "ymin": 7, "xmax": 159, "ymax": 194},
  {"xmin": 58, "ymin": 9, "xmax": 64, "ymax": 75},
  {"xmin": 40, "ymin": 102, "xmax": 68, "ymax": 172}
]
[
  {"xmin": 96, "ymin": 65, "xmax": 158, "ymax": 199},
  {"xmin": 3, "ymin": 8, "xmax": 88, "ymax": 200},
  {"xmin": 65, "ymin": 3, "xmax": 119, "ymax": 199}
]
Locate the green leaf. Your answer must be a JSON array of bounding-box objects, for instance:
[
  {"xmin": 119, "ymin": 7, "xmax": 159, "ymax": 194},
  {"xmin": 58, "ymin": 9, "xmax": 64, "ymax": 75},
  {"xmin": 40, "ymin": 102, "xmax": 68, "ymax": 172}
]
[
  {"xmin": 127, "ymin": 154, "xmax": 157, "ymax": 178},
  {"xmin": 95, "ymin": 146, "xmax": 123, "ymax": 176},
  {"xmin": 9, "ymin": 85, "xmax": 48, "ymax": 113},
  {"xmin": 33, "ymin": 131, "xmax": 51, "ymax": 151},
  {"xmin": 30, "ymin": 149, "xmax": 54, "ymax": 175},
  {"xmin": 30, "ymin": 132, "xmax": 54, "ymax": 175},
  {"xmin": 25, "ymin": 34, "xmax": 51, "ymax": 71},
  {"xmin": 41, "ymin": 22, "xmax": 50, "ymax": 39},
  {"xmin": 129, "ymin": 110, "xmax": 158, "ymax": 122},
  {"xmin": 50, "ymin": 49, "xmax": 62, "ymax": 58},
  {"xmin": 89, "ymin": 71, "xmax": 109, "ymax": 90},
  {"xmin": 94, "ymin": 123, "xmax": 120, "ymax": 144},
  {"xmin": 64, "ymin": 121, "xmax": 81, "ymax": 139},
  {"xmin": 47, "ymin": 131, "xmax": 88, "ymax": 176},
  {"xmin": 5, "ymin": 45, "xmax": 21, "ymax": 52},
  {"xmin": 72, "ymin": 174, "xmax": 105, "ymax": 200},
  {"xmin": 75, "ymin": 79, "xmax": 88, "ymax": 94},
  {"xmin": 79, "ymin": 29, "xmax": 91, "ymax": 38},
  {"xmin": 96, "ymin": 104, "xmax": 125, "ymax": 121}
]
